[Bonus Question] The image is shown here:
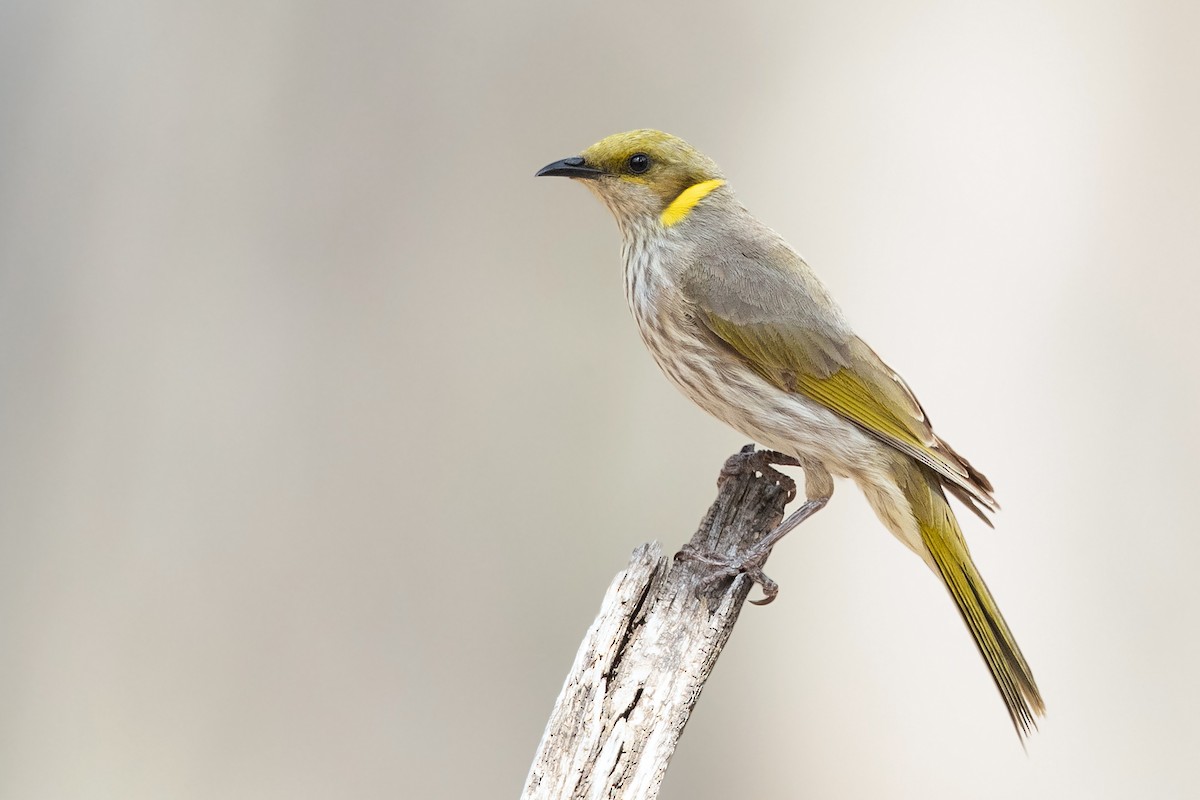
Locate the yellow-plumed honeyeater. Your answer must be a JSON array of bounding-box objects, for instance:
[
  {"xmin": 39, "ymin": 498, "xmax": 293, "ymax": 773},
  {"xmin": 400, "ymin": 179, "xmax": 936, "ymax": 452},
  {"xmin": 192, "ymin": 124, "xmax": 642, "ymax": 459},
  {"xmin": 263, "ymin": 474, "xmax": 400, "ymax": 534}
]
[{"xmin": 537, "ymin": 129, "xmax": 1044, "ymax": 740}]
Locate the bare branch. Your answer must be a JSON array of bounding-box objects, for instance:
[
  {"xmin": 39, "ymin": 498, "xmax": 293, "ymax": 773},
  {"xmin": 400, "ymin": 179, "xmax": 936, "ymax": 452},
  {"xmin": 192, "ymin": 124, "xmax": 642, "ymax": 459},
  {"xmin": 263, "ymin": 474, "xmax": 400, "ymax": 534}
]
[{"xmin": 522, "ymin": 446, "xmax": 796, "ymax": 800}]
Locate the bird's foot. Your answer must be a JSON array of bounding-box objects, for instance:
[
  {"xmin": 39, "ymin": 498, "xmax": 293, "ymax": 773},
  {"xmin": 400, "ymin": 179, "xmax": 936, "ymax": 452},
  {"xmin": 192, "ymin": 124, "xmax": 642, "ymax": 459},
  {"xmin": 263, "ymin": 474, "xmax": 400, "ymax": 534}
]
[
  {"xmin": 684, "ymin": 445, "xmax": 802, "ymax": 604},
  {"xmin": 717, "ymin": 444, "xmax": 801, "ymax": 502},
  {"xmin": 679, "ymin": 541, "xmax": 782, "ymax": 605},
  {"xmin": 679, "ymin": 488, "xmax": 830, "ymax": 605}
]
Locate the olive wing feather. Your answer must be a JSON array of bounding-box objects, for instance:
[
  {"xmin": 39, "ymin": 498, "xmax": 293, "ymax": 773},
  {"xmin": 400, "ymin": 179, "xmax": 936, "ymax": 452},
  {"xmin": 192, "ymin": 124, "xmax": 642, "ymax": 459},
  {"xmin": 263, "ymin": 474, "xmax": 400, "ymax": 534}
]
[{"xmin": 680, "ymin": 254, "xmax": 996, "ymax": 511}]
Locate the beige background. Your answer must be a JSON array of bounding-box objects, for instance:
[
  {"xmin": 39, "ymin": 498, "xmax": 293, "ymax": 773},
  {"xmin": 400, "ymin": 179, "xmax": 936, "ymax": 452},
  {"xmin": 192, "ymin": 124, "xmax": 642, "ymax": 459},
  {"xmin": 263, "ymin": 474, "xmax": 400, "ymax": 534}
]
[{"xmin": 2, "ymin": 1, "xmax": 1198, "ymax": 797}]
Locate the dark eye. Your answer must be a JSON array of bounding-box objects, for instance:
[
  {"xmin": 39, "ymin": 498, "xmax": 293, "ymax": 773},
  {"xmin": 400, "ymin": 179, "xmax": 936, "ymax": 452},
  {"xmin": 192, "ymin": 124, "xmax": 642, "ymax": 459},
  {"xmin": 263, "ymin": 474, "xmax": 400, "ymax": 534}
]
[{"xmin": 628, "ymin": 153, "xmax": 651, "ymax": 174}]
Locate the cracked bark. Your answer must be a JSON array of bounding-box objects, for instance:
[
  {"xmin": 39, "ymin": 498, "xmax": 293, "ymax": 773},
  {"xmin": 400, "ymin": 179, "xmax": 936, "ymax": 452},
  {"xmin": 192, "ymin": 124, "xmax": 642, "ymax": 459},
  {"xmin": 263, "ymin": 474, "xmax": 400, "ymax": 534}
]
[{"xmin": 521, "ymin": 446, "xmax": 798, "ymax": 800}]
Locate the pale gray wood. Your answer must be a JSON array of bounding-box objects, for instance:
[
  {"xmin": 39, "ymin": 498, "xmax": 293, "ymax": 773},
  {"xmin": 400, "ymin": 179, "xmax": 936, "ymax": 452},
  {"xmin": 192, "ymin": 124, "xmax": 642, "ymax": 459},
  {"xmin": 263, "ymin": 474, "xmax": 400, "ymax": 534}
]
[{"xmin": 521, "ymin": 447, "xmax": 798, "ymax": 800}]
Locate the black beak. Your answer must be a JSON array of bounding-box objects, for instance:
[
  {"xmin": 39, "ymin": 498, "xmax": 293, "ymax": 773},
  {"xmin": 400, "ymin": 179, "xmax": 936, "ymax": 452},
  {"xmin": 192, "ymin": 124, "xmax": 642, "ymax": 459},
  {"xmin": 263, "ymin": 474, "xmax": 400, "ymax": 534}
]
[{"xmin": 535, "ymin": 156, "xmax": 604, "ymax": 179}]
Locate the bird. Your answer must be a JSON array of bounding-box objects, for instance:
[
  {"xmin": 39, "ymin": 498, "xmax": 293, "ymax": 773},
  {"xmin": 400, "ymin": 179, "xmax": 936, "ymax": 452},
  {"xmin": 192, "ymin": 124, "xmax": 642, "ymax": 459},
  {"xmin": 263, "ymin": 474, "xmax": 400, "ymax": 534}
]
[{"xmin": 536, "ymin": 129, "xmax": 1044, "ymax": 740}]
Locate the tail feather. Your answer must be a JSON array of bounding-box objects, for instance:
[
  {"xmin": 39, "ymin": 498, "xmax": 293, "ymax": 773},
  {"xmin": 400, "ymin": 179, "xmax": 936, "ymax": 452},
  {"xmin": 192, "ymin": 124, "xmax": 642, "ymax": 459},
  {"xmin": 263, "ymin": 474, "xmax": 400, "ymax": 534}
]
[{"xmin": 893, "ymin": 458, "xmax": 1045, "ymax": 740}]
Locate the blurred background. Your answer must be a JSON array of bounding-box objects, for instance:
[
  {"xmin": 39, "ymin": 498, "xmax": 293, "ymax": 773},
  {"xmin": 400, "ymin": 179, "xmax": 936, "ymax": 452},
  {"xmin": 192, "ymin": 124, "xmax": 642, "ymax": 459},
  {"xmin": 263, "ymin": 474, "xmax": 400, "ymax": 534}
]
[{"xmin": 2, "ymin": 1, "xmax": 1198, "ymax": 797}]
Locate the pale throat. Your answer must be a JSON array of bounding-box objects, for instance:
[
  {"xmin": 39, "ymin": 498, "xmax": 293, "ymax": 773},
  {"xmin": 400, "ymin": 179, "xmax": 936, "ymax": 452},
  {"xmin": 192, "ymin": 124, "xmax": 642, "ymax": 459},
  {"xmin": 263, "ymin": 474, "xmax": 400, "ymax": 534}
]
[{"xmin": 660, "ymin": 179, "xmax": 726, "ymax": 227}]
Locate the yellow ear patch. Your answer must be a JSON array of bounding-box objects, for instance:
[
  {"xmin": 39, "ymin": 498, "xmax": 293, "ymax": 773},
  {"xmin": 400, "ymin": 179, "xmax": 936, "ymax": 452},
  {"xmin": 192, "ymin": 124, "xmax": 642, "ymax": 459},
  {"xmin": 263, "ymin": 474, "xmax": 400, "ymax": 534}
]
[{"xmin": 660, "ymin": 179, "xmax": 726, "ymax": 227}]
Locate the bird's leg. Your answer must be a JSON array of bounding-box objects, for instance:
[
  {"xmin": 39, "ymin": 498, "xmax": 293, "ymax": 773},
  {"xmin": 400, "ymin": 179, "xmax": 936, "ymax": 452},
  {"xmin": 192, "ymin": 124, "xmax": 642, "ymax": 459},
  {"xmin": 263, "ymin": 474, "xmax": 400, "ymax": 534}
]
[
  {"xmin": 730, "ymin": 458, "xmax": 833, "ymax": 604},
  {"xmin": 682, "ymin": 455, "xmax": 833, "ymax": 605}
]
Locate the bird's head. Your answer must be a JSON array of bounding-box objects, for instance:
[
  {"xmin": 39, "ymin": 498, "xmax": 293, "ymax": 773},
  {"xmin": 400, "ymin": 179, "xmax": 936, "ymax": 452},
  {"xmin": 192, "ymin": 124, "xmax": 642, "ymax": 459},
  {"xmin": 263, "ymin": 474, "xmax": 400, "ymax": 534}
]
[{"xmin": 537, "ymin": 130, "xmax": 726, "ymax": 233}]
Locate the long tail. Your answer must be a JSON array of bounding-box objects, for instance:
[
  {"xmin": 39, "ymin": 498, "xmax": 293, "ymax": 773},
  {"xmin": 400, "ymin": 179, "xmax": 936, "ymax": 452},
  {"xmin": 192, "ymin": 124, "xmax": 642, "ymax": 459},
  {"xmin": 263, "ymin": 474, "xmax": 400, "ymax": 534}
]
[{"xmin": 890, "ymin": 457, "xmax": 1045, "ymax": 740}]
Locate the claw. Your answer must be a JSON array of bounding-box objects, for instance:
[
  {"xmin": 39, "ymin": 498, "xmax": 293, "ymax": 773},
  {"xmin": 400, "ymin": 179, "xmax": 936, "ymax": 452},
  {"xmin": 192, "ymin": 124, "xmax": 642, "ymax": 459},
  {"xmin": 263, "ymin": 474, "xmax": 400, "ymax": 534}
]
[
  {"xmin": 718, "ymin": 446, "xmax": 801, "ymax": 494},
  {"xmin": 718, "ymin": 444, "xmax": 760, "ymax": 487},
  {"xmin": 748, "ymin": 571, "xmax": 779, "ymax": 605}
]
